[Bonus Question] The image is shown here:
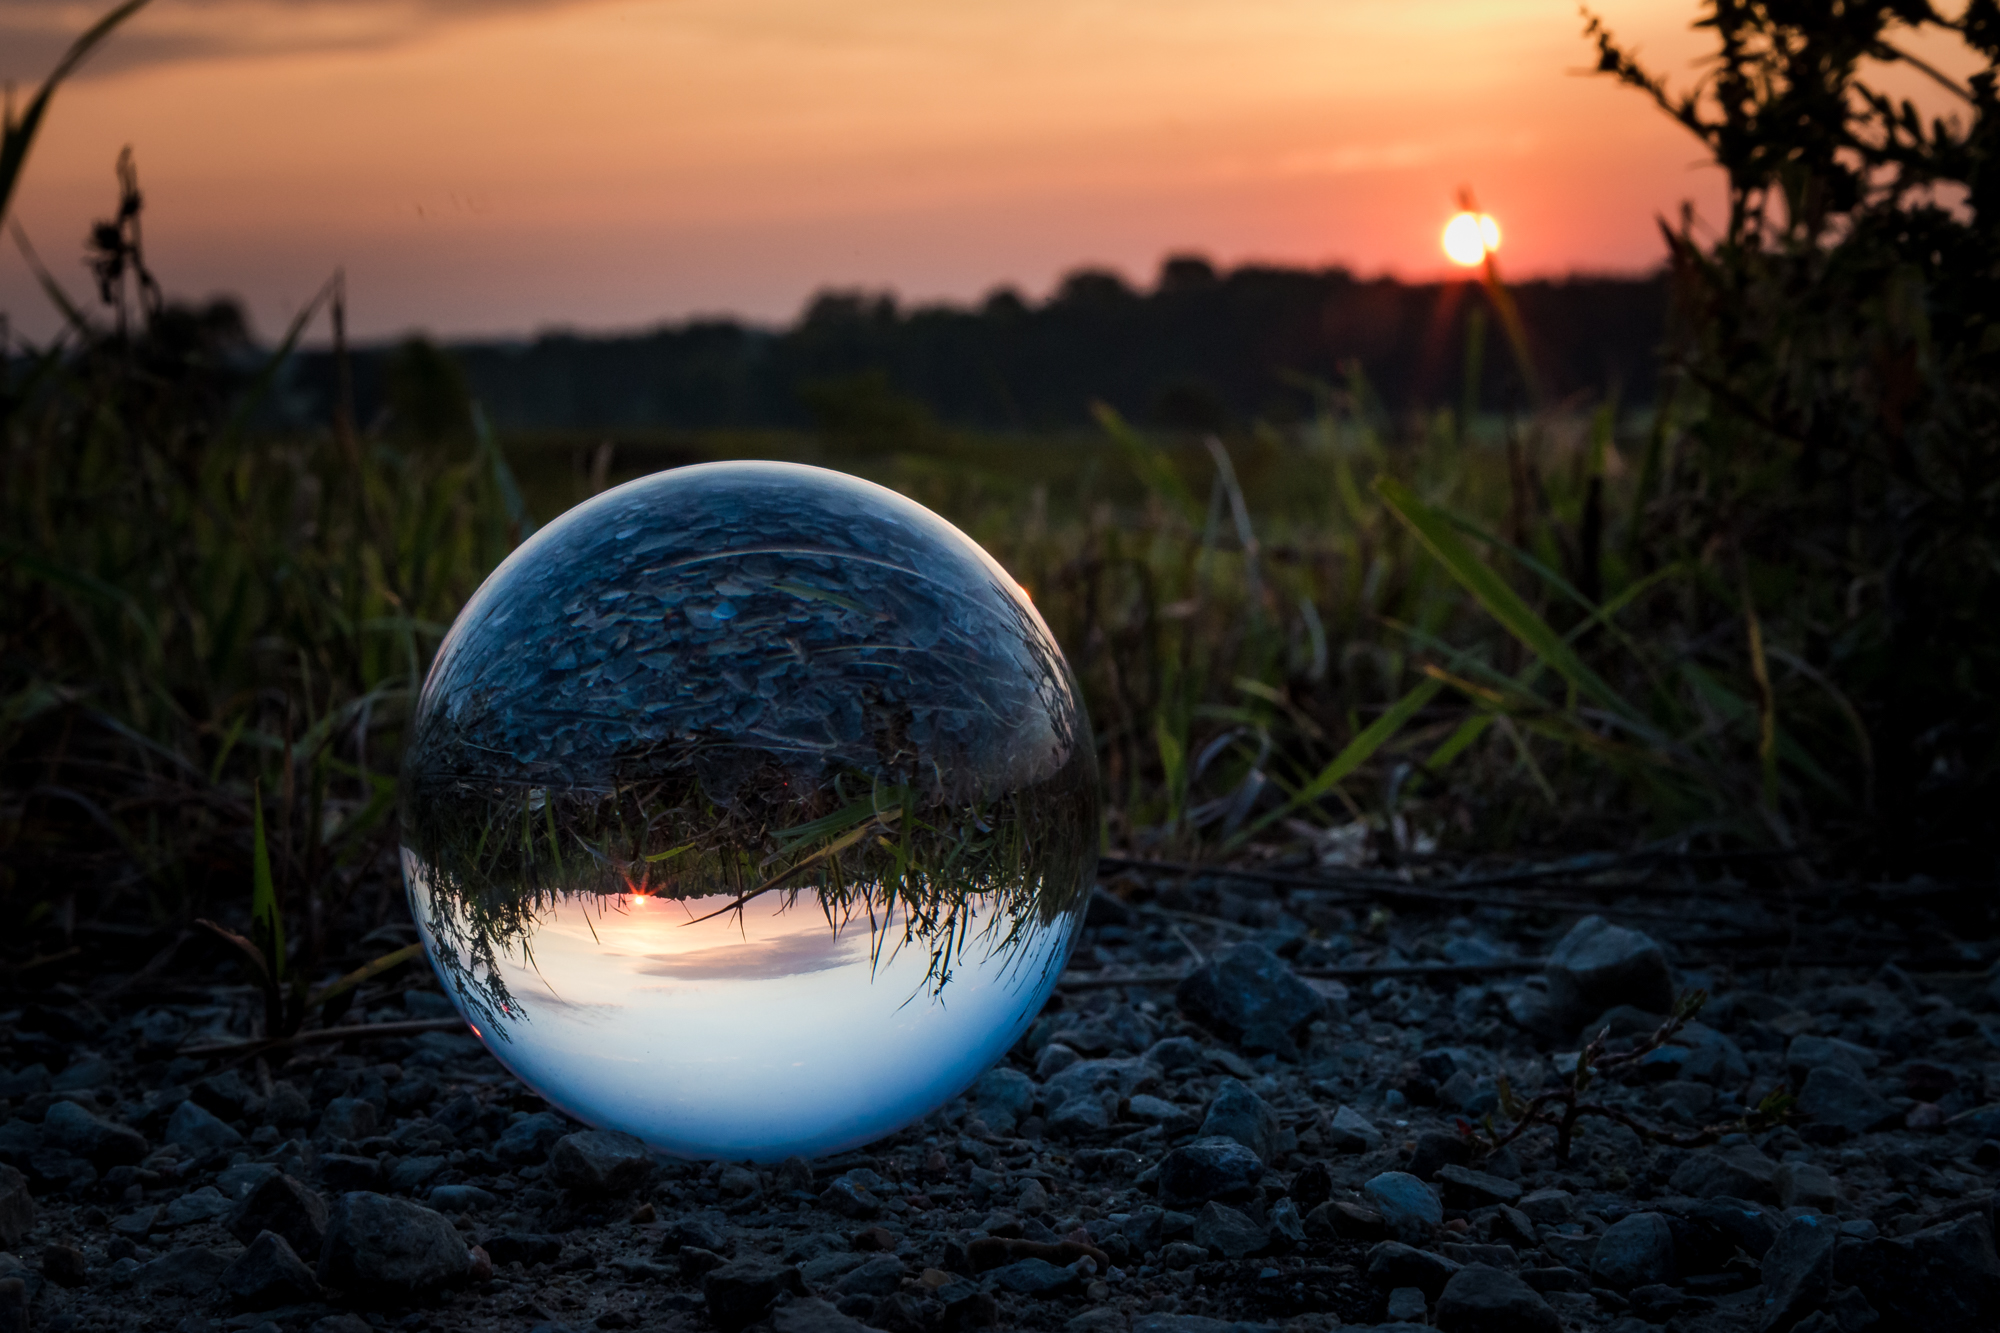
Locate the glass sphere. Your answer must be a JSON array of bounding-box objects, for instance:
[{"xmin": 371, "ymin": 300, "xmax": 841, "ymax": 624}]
[{"xmin": 400, "ymin": 461, "xmax": 1096, "ymax": 1161}]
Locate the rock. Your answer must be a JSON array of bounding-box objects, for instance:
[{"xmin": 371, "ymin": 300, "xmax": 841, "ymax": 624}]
[
  {"xmin": 1386, "ymin": 1286, "xmax": 1429, "ymax": 1322},
  {"xmin": 1641, "ymin": 1024, "xmax": 1750, "ymax": 1085},
  {"xmin": 1127, "ymin": 1094, "xmax": 1197, "ymax": 1135},
  {"xmin": 1759, "ymin": 1214, "xmax": 1836, "ymax": 1331},
  {"xmin": 1543, "ymin": 916, "xmax": 1673, "ymax": 1029},
  {"xmin": 982, "ymin": 1257, "xmax": 1081, "ymax": 1295},
  {"xmin": 0, "ymin": 1278, "xmax": 21, "ymax": 1333},
  {"xmin": 40, "ymin": 1100, "xmax": 147, "ymax": 1165},
  {"xmin": 1198, "ymin": 1079, "xmax": 1282, "ymax": 1161},
  {"xmin": 1433, "ymin": 1263, "xmax": 1563, "ymax": 1333},
  {"xmin": 228, "ymin": 1173, "xmax": 329, "ymax": 1258},
  {"xmin": 317, "ymin": 1191, "xmax": 470, "ymax": 1302},
  {"xmin": 1775, "ymin": 1162, "xmax": 1840, "ymax": 1212},
  {"xmin": 1670, "ymin": 1145, "xmax": 1780, "ymax": 1202},
  {"xmin": 1312, "ymin": 1200, "xmax": 1387, "ymax": 1242},
  {"xmin": 1045, "ymin": 1057, "xmax": 1161, "ymax": 1104},
  {"xmin": 1405, "ymin": 1130, "xmax": 1473, "ymax": 1181},
  {"xmin": 1267, "ymin": 1196, "xmax": 1305, "ymax": 1248},
  {"xmin": 1156, "ymin": 1138, "xmax": 1265, "ymax": 1208},
  {"xmin": 264, "ymin": 1082, "xmax": 312, "ymax": 1128},
  {"xmin": 1290, "ymin": 1160, "xmax": 1334, "ymax": 1213},
  {"xmin": 1785, "ymin": 1035, "xmax": 1879, "ymax": 1085},
  {"xmin": 836, "ymin": 1254, "xmax": 907, "ymax": 1298},
  {"xmin": 315, "ymin": 1097, "xmax": 378, "ymax": 1143},
  {"xmin": 427, "ymin": 1184, "xmax": 498, "ymax": 1213},
  {"xmin": 1325, "ymin": 1105, "xmax": 1385, "ymax": 1153},
  {"xmin": 318, "ymin": 1153, "xmax": 381, "ymax": 1191},
  {"xmin": 41, "ymin": 1243, "xmax": 86, "ymax": 1288},
  {"xmin": 973, "ymin": 1068, "xmax": 1035, "ymax": 1133},
  {"xmin": 1035, "ymin": 1043, "xmax": 1083, "ymax": 1080},
  {"xmin": 51, "ymin": 1057, "xmax": 115, "ymax": 1091},
  {"xmin": 223, "ymin": 1230, "xmax": 320, "ymax": 1309},
  {"xmin": 548, "ymin": 1130, "xmax": 654, "ymax": 1196},
  {"xmin": 771, "ymin": 1297, "xmax": 883, "ymax": 1333},
  {"xmin": 1797, "ymin": 1067, "xmax": 1895, "ymax": 1139},
  {"xmin": 0, "ymin": 1166, "xmax": 32, "ymax": 1249},
  {"xmin": 131, "ymin": 1246, "xmax": 229, "ymax": 1295},
  {"xmin": 493, "ymin": 1111, "xmax": 569, "ymax": 1164},
  {"xmin": 164, "ymin": 1185, "xmax": 235, "ymax": 1226},
  {"xmin": 1516, "ymin": 1189, "xmax": 1574, "ymax": 1224},
  {"xmin": 164, "ymin": 1099, "xmax": 245, "ymax": 1156},
  {"xmin": 1435, "ymin": 1164, "xmax": 1522, "ymax": 1209},
  {"xmin": 1175, "ymin": 943, "xmax": 1326, "ymax": 1056},
  {"xmin": 1049, "ymin": 1095, "xmax": 1111, "ymax": 1137},
  {"xmin": 704, "ymin": 1258, "xmax": 808, "ymax": 1332},
  {"xmin": 1685, "ymin": 1197, "xmax": 1781, "ymax": 1261},
  {"xmin": 482, "ymin": 1233, "xmax": 564, "ymax": 1266},
  {"xmin": 386, "ymin": 1155, "xmax": 447, "ymax": 1194},
  {"xmin": 1363, "ymin": 1172, "xmax": 1443, "ymax": 1245},
  {"xmin": 1591, "ymin": 1213, "xmax": 1676, "ymax": 1290},
  {"xmin": 820, "ymin": 1173, "xmax": 883, "ymax": 1219},
  {"xmin": 1193, "ymin": 1201, "xmax": 1267, "ymax": 1259},
  {"xmin": 1839, "ymin": 1211, "xmax": 2000, "ymax": 1333},
  {"xmin": 1365, "ymin": 1241, "xmax": 1462, "ymax": 1298}
]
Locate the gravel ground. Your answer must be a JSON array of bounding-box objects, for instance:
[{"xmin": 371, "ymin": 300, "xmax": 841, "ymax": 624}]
[{"xmin": 5, "ymin": 860, "xmax": 2000, "ymax": 1333}]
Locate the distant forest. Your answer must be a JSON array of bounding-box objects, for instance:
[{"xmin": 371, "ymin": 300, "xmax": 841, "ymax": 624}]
[{"xmin": 290, "ymin": 256, "xmax": 1669, "ymax": 436}]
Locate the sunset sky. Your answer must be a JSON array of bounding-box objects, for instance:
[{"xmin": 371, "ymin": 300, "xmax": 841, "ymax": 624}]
[{"xmin": 0, "ymin": 1, "xmax": 1917, "ymax": 342}]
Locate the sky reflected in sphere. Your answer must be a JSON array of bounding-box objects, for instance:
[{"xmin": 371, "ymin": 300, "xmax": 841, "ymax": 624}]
[{"xmin": 400, "ymin": 461, "xmax": 1096, "ymax": 1160}]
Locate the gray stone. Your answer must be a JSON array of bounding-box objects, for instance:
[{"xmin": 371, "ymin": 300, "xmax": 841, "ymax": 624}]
[
  {"xmin": 1838, "ymin": 1211, "xmax": 2000, "ymax": 1333},
  {"xmin": 1366, "ymin": 1241, "xmax": 1462, "ymax": 1298},
  {"xmin": 1156, "ymin": 1137, "xmax": 1265, "ymax": 1208},
  {"xmin": 1364, "ymin": 1172, "xmax": 1443, "ymax": 1245},
  {"xmin": 227, "ymin": 1173, "xmax": 328, "ymax": 1259},
  {"xmin": 1436, "ymin": 1164, "xmax": 1522, "ymax": 1208},
  {"xmin": 1044, "ymin": 1057, "xmax": 1161, "ymax": 1104},
  {"xmin": 1405, "ymin": 1129, "xmax": 1473, "ymax": 1181},
  {"xmin": 164, "ymin": 1100, "xmax": 244, "ymax": 1155},
  {"xmin": 163, "ymin": 1186, "xmax": 235, "ymax": 1226},
  {"xmin": 1516, "ymin": 1189, "xmax": 1574, "ymax": 1224},
  {"xmin": 0, "ymin": 1166, "xmax": 31, "ymax": 1249},
  {"xmin": 1127, "ymin": 1094, "xmax": 1197, "ymax": 1135},
  {"xmin": 0, "ymin": 1276, "xmax": 20, "ymax": 1333},
  {"xmin": 1049, "ymin": 1094, "xmax": 1111, "ymax": 1137},
  {"xmin": 973, "ymin": 1067, "xmax": 1035, "ymax": 1133},
  {"xmin": 427, "ymin": 1184, "xmax": 498, "ymax": 1213},
  {"xmin": 223, "ymin": 1231, "xmax": 320, "ymax": 1310},
  {"xmin": 315, "ymin": 1097, "xmax": 378, "ymax": 1143},
  {"xmin": 50, "ymin": 1057, "xmax": 115, "ymax": 1092},
  {"xmin": 705, "ymin": 1258, "xmax": 808, "ymax": 1332},
  {"xmin": 1544, "ymin": 916, "xmax": 1673, "ymax": 1029},
  {"xmin": 1175, "ymin": 943, "xmax": 1326, "ymax": 1055},
  {"xmin": 216, "ymin": 1162, "xmax": 280, "ymax": 1200},
  {"xmin": 1386, "ymin": 1287, "xmax": 1429, "ymax": 1322},
  {"xmin": 40, "ymin": 1100, "xmax": 147, "ymax": 1165},
  {"xmin": 1686, "ymin": 1197, "xmax": 1781, "ymax": 1260},
  {"xmin": 982, "ymin": 1257, "xmax": 1081, "ymax": 1295},
  {"xmin": 1325, "ymin": 1105, "xmax": 1385, "ymax": 1153},
  {"xmin": 1194, "ymin": 1201, "xmax": 1267, "ymax": 1259},
  {"xmin": 1797, "ymin": 1067, "xmax": 1894, "ymax": 1138},
  {"xmin": 492, "ymin": 1111, "xmax": 568, "ymax": 1164},
  {"xmin": 1198, "ymin": 1079, "xmax": 1282, "ymax": 1161},
  {"xmin": 1641, "ymin": 1024, "xmax": 1750, "ymax": 1085},
  {"xmin": 548, "ymin": 1130, "xmax": 654, "ymax": 1195},
  {"xmin": 1590, "ymin": 1212, "xmax": 1676, "ymax": 1290},
  {"xmin": 1035, "ymin": 1043, "xmax": 1082, "ymax": 1080},
  {"xmin": 819, "ymin": 1173, "xmax": 882, "ymax": 1219},
  {"xmin": 1785, "ymin": 1035, "xmax": 1879, "ymax": 1085},
  {"xmin": 1670, "ymin": 1145, "xmax": 1780, "ymax": 1202},
  {"xmin": 836, "ymin": 1254, "xmax": 907, "ymax": 1297},
  {"xmin": 1759, "ymin": 1214, "xmax": 1836, "ymax": 1331},
  {"xmin": 264, "ymin": 1082, "xmax": 312, "ymax": 1128},
  {"xmin": 771, "ymin": 1297, "xmax": 882, "ymax": 1333},
  {"xmin": 131, "ymin": 1247, "xmax": 229, "ymax": 1296},
  {"xmin": 1267, "ymin": 1196, "xmax": 1306, "ymax": 1248},
  {"xmin": 317, "ymin": 1191, "xmax": 469, "ymax": 1302},
  {"xmin": 1775, "ymin": 1162, "xmax": 1840, "ymax": 1211},
  {"xmin": 385, "ymin": 1155, "xmax": 447, "ymax": 1194},
  {"xmin": 1433, "ymin": 1263, "xmax": 1562, "ymax": 1333}
]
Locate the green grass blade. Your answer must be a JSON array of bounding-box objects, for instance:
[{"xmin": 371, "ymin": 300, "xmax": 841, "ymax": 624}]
[
  {"xmin": 251, "ymin": 782, "xmax": 284, "ymax": 986},
  {"xmin": 1375, "ymin": 475, "xmax": 1646, "ymax": 729},
  {"xmin": 1241, "ymin": 675, "xmax": 1442, "ymax": 838},
  {"xmin": 1094, "ymin": 403, "xmax": 1201, "ymax": 525}
]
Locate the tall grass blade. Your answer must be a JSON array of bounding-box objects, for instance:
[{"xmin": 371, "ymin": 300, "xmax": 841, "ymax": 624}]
[
  {"xmin": 1242, "ymin": 675, "xmax": 1443, "ymax": 839},
  {"xmin": 0, "ymin": 0, "xmax": 154, "ymax": 228}
]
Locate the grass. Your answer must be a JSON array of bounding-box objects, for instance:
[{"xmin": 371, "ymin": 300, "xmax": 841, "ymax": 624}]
[{"xmin": 6, "ymin": 0, "xmax": 1972, "ymax": 1017}]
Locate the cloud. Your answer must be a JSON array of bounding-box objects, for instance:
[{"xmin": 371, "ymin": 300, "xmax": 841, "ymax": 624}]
[
  {"xmin": 0, "ymin": 0, "xmax": 603, "ymax": 83},
  {"xmin": 636, "ymin": 926, "xmax": 862, "ymax": 982}
]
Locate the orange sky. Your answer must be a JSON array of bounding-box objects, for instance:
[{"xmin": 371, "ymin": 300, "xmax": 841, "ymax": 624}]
[{"xmin": 0, "ymin": 2, "xmax": 1802, "ymax": 340}]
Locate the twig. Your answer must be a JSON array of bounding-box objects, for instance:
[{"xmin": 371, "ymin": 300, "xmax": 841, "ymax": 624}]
[
  {"xmin": 1057, "ymin": 956, "xmax": 1549, "ymax": 991},
  {"xmin": 177, "ymin": 1016, "xmax": 467, "ymax": 1059}
]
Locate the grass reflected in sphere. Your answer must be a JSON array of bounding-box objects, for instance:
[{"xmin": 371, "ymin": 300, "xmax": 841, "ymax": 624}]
[{"xmin": 400, "ymin": 461, "xmax": 1097, "ymax": 1161}]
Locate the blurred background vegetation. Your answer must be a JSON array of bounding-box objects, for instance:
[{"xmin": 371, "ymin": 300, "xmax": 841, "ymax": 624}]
[{"xmin": 2, "ymin": 1, "xmax": 1995, "ymax": 995}]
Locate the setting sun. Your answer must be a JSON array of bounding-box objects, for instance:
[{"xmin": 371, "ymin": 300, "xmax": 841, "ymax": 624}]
[{"xmin": 1443, "ymin": 210, "xmax": 1502, "ymax": 266}]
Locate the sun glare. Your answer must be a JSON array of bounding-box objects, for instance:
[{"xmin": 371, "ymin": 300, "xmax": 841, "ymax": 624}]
[{"xmin": 1443, "ymin": 211, "xmax": 1501, "ymax": 267}]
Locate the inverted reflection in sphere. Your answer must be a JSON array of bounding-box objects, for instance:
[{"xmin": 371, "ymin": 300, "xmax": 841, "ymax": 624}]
[{"xmin": 400, "ymin": 462, "xmax": 1097, "ymax": 1161}]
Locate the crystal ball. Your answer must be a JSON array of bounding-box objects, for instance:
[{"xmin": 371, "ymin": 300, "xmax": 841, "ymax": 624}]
[{"xmin": 400, "ymin": 461, "xmax": 1097, "ymax": 1161}]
